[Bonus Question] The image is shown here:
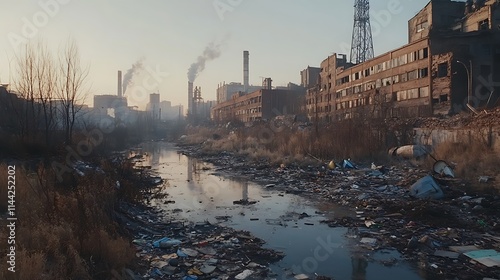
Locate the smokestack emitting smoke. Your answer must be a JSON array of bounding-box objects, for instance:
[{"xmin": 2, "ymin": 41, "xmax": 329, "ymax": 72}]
[
  {"xmin": 117, "ymin": 70, "xmax": 123, "ymax": 97},
  {"xmin": 188, "ymin": 81, "xmax": 194, "ymax": 115},
  {"xmin": 243, "ymin": 50, "xmax": 249, "ymax": 93},
  {"xmin": 123, "ymin": 58, "xmax": 144, "ymax": 94},
  {"xmin": 187, "ymin": 43, "xmax": 221, "ymax": 82}
]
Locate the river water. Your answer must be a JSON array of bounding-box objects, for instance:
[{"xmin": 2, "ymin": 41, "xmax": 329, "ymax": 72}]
[{"xmin": 137, "ymin": 141, "xmax": 426, "ymax": 280}]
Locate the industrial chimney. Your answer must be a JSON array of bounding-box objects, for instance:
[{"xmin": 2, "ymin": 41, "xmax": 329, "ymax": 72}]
[
  {"xmin": 243, "ymin": 51, "xmax": 249, "ymax": 93},
  {"xmin": 188, "ymin": 81, "xmax": 194, "ymax": 116},
  {"xmin": 117, "ymin": 70, "xmax": 123, "ymax": 97}
]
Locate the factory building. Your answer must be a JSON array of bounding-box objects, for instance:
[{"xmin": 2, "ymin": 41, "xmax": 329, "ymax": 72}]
[
  {"xmin": 211, "ymin": 83, "xmax": 305, "ymax": 124},
  {"xmin": 306, "ymin": 0, "xmax": 500, "ymax": 122}
]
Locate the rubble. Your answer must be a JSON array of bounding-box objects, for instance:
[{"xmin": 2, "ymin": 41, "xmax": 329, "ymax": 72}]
[
  {"xmin": 117, "ymin": 199, "xmax": 284, "ymax": 279},
  {"xmin": 175, "ymin": 143, "xmax": 500, "ymax": 279}
]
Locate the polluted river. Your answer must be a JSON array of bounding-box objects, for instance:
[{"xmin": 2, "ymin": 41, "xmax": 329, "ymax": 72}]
[{"xmin": 134, "ymin": 141, "xmax": 426, "ymax": 279}]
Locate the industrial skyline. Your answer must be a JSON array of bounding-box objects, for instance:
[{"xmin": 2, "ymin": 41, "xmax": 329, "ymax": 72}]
[{"xmin": 1, "ymin": 0, "xmax": 433, "ymax": 110}]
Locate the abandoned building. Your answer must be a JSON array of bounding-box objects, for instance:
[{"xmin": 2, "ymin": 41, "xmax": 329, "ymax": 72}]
[
  {"xmin": 210, "ymin": 79, "xmax": 305, "ymax": 124},
  {"xmin": 306, "ymin": 0, "xmax": 500, "ymax": 122}
]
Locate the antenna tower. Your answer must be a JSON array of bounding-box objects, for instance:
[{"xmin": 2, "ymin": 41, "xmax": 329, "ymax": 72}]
[{"xmin": 350, "ymin": 0, "xmax": 374, "ymax": 64}]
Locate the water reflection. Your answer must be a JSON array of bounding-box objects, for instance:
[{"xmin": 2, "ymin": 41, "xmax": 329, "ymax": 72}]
[{"xmin": 138, "ymin": 142, "xmax": 425, "ymax": 280}]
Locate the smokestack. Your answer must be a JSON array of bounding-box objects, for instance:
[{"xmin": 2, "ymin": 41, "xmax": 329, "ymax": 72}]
[
  {"xmin": 243, "ymin": 50, "xmax": 249, "ymax": 93},
  {"xmin": 188, "ymin": 81, "xmax": 194, "ymax": 115},
  {"xmin": 117, "ymin": 70, "xmax": 123, "ymax": 97}
]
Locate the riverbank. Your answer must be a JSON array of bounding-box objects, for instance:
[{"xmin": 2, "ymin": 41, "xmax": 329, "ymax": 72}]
[{"xmin": 177, "ymin": 142, "xmax": 500, "ymax": 280}]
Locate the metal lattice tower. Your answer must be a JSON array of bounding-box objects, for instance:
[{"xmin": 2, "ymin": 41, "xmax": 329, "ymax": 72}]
[{"xmin": 350, "ymin": 0, "xmax": 374, "ymax": 64}]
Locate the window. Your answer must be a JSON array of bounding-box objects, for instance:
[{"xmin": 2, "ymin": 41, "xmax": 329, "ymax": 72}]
[
  {"xmin": 408, "ymin": 88, "xmax": 419, "ymax": 99},
  {"xmin": 419, "ymin": 87, "xmax": 429, "ymax": 98},
  {"xmin": 364, "ymin": 69, "xmax": 370, "ymax": 77},
  {"xmin": 400, "ymin": 72, "xmax": 408, "ymax": 82},
  {"xmin": 393, "ymin": 75, "xmax": 399, "ymax": 84},
  {"xmin": 397, "ymin": 90, "xmax": 407, "ymax": 101},
  {"xmin": 437, "ymin": 63, "xmax": 448, "ymax": 77},
  {"xmin": 376, "ymin": 79, "xmax": 382, "ymax": 88},
  {"xmin": 419, "ymin": 67, "xmax": 429, "ymax": 78},
  {"xmin": 479, "ymin": 19, "xmax": 489, "ymax": 30},
  {"xmin": 408, "ymin": 52, "xmax": 416, "ymax": 63},
  {"xmin": 416, "ymin": 21, "xmax": 429, "ymax": 33},
  {"xmin": 408, "ymin": 70, "xmax": 418, "ymax": 80}
]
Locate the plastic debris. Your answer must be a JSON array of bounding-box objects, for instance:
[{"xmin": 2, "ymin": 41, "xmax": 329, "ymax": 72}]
[
  {"xmin": 328, "ymin": 160, "xmax": 336, "ymax": 170},
  {"xmin": 433, "ymin": 160, "xmax": 455, "ymax": 178},
  {"xmin": 235, "ymin": 269, "xmax": 254, "ymax": 279},
  {"xmin": 342, "ymin": 159, "xmax": 356, "ymax": 169},
  {"xmin": 409, "ymin": 175, "xmax": 444, "ymax": 199},
  {"xmin": 464, "ymin": 250, "xmax": 500, "ymax": 267},
  {"xmin": 389, "ymin": 145, "xmax": 430, "ymax": 158},
  {"xmin": 153, "ymin": 237, "xmax": 182, "ymax": 248}
]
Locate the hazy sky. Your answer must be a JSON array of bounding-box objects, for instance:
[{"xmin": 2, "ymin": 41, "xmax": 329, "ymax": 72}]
[{"xmin": 0, "ymin": 0, "xmax": 438, "ymax": 110}]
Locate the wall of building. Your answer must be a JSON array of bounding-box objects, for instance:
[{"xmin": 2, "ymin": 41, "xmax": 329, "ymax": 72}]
[
  {"xmin": 212, "ymin": 89, "xmax": 305, "ymax": 124},
  {"xmin": 300, "ymin": 67, "xmax": 321, "ymax": 89}
]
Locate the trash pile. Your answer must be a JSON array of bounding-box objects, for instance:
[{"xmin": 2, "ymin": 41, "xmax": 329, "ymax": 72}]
[
  {"xmin": 179, "ymin": 145, "xmax": 500, "ymax": 279},
  {"xmin": 116, "ymin": 201, "xmax": 285, "ymax": 279}
]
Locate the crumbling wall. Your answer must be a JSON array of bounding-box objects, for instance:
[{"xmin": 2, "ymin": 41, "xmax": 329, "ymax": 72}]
[
  {"xmin": 414, "ymin": 127, "xmax": 500, "ymax": 153},
  {"xmin": 431, "ymin": 53, "xmax": 452, "ymax": 102}
]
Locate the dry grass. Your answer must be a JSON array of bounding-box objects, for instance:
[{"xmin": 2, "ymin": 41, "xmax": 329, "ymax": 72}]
[
  {"xmin": 0, "ymin": 163, "xmax": 136, "ymax": 280},
  {"xmin": 429, "ymin": 141, "xmax": 500, "ymax": 192},
  {"xmin": 187, "ymin": 120, "xmax": 388, "ymax": 166}
]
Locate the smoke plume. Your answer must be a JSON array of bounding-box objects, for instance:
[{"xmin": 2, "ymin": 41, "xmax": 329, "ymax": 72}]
[
  {"xmin": 123, "ymin": 58, "xmax": 144, "ymax": 94},
  {"xmin": 187, "ymin": 43, "xmax": 221, "ymax": 82}
]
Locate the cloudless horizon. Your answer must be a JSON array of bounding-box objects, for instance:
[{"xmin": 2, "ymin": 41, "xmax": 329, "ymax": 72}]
[{"xmin": 0, "ymin": 0, "xmax": 440, "ymax": 110}]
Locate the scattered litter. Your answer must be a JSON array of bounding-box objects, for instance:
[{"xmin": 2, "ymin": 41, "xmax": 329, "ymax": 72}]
[
  {"xmin": 328, "ymin": 160, "xmax": 336, "ymax": 170},
  {"xmin": 360, "ymin": 237, "xmax": 377, "ymax": 246},
  {"xmin": 294, "ymin": 273, "xmax": 310, "ymax": 280},
  {"xmin": 433, "ymin": 160, "xmax": 455, "ymax": 178},
  {"xmin": 479, "ymin": 176, "xmax": 491, "ymax": 183},
  {"xmin": 235, "ymin": 269, "xmax": 254, "ymax": 279},
  {"xmin": 449, "ymin": 245, "xmax": 480, "ymax": 253},
  {"xmin": 152, "ymin": 237, "xmax": 182, "ymax": 248},
  {"xmin": 342, "ymin": 159, "xmax": 356, "ymax": 169},
  {"xmin": 389, "ymin": 145, "xmax": 430, "ymax": 159},
  {"xmin": 200, "ymin": 264, "xmax": 216, "ymax": 274},
  {"xmin": 434, "ymin": 250, "xmax": 459, "ymax": 259},
  {"xmin": 409, "ymin": 175, "xmax": 444, "ymax": 199},
  {"xmin": 464, "ymin": 250, "xmax": 500, "ymax": 267}
]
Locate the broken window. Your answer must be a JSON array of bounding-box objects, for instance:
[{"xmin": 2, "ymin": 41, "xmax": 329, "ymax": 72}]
[
  {"xmin": 416, "ymin": 21, "xmax": 429, "ymax": 33},
  {"xmin": 419, "ymin": 67, "xmax": 429, "ymax": 78},
  {"xmin": 437, "ymin": 63, "xmax": 448, "ymax": 77},
  {"xmin": 479, "ymin": 19, "xmax": 489, "ymax": 30}
]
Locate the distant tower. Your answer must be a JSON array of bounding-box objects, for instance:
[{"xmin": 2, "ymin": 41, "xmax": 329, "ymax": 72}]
[{"xmin": 350, "ymin": 0, "xmax": 374, "ymax": 64}]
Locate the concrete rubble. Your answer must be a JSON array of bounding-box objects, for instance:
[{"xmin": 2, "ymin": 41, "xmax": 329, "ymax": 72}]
[
  {"xmin": 117, "ymin": 199, "xmax": 285, "ymax": 279},
  {"xmin": 176, "ymin": 145, "xmax": 500, "ymax": 279}
]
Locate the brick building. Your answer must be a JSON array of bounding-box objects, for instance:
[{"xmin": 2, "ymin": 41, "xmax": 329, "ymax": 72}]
[
  {"xmin": 306, "ymin": 0, "xmax": 500, "ymax": 122},
  {"xmin": 211, "ymin": 87, "xmax": 305, "ymax": 124}
]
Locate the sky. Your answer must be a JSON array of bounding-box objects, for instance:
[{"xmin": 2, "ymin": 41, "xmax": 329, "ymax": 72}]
[{"xmin": 0, "ymin": 0, "xmax": 438, "ymax": 110}]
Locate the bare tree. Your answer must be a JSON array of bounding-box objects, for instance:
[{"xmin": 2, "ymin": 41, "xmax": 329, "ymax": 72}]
[
  {"xmin": 35, "ymin": 40, "xmax": 57, "ymax": 147},
  {"xmin": 58, "ymin": 40, "xmax": 89, "ymax": 144},
  {"xmin": 12, "ymin": 41, "xmax": 59, "ymax": 147},
  {"xmin": 14, "ymin": 43, "xmax": 38, "ymax": 141}
]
